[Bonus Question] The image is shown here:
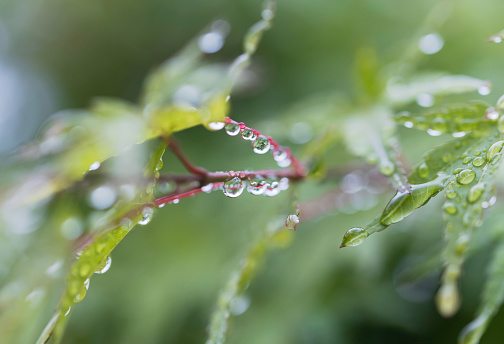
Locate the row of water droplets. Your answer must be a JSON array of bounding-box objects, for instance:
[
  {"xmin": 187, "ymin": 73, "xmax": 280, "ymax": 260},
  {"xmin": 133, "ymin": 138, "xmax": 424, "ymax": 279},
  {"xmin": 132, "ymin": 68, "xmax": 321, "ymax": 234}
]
[
  {"xmin": 208, "ymin": 120, "xmax": 293, "ymax": 168},
  {"xmin": 222, "ymin": 175, "xmax": 289, "ymax": 198}
]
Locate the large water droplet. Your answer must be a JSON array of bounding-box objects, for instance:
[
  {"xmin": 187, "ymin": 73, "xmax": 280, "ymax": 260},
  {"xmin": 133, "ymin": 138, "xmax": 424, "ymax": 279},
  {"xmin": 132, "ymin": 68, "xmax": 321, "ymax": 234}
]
[
  {"xmin": 472, "ymin": 156, "xmax": 486, "ymax": 167},
  {"xmin": 208, "ymin": 122, "xmax": 225, "ymax": 131},
  {"xmin": 380, "ymin": 174, "xmax": 449, "ymax": 226},
  {"xmin": 95, "ymin": 256, "xmax": 112, "ymax": 274},
  {"xmin": 457, "ymin": 169, "xmax": 476, "ymax": 185},
  {"xmin": 264, "ymin": 180, "xmax": 280, "ymax": 197},
  {"xmin": 468, "ymin": 183, "xmax": 484, "ymax": 203},
  {"xmin": 487, "ymin": 141, "xmax": 504, "ymax": 162},
  {"xmin": 252, "ymin": 135, "xmax": 270, "ymax": 154},
  {"xmin": 240, "ymin": 128, "xmax": 257, "ymax": 141},
  {"xmin": 340, "ymin": 227, "xmax": 368, "ymax": 247},
  {"xmin": 223, "ymin": 177, "xmax": 245, "ymax": 198},
  {"xmin": 285, "ymin": 214, "xmax": 299, "ymax": 230},
  {"xmin": 138, "ymin": 207, "xmax": 154, "ymax": 225},
  {"xmin": 436, "ymin": 283, "xmax": 460, "ymax": 318},
  {"xmin": 247, "ymin": 177, "xmax": 267, "ymax": 195},
  {"xmin": 225, "ymin": 123, "xmax": 240, "ymax": 136}
]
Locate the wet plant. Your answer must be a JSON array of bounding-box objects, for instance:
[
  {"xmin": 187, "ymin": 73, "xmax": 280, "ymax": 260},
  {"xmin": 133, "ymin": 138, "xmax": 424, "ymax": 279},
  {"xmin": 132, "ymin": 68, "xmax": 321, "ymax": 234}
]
[{"xmin": 2, "ymin": 1, "xmax": 504, "ymax": 343}]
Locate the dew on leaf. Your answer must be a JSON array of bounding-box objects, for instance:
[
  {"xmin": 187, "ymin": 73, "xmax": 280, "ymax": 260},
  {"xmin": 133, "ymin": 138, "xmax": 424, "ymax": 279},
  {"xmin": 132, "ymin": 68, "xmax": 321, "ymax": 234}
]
[
  {"xmin": 340, "ymin": 227, "xmax": 368, "ymax": 247},
  {"xmin": 473, "ymin": 150, "xmax": 481, "ymax": 156},
  {"xmin": 432, "ymin": 118, "xmax": 448, "ymax": 133},
  {"xmin": 95, "ymin": 256, "xmax": 112, "ymax": 275},
  {"xmin": 453, "ymin": 132, "xmax": 466, "ymax": 138},
  {"xmin": 443, "ymin": 202, "xmax": 458, "ymax": 215},
  {"xmin": 467, "ymin": 183, "xmax": 484, "ymax": 203},
  {"xmin": 491, "ymin": 153, "xmax": 501, "ymax": 165},
  {"xmin": 457, "ymin": 169, "xmax": 476, "ymax": 185},
  {"xmin": 138, "ymin": 207, "xmax": 154, "ymax": 225},
  {"xmin": 472, "ymin": 156, "xmax": 485, "ymax": 167},
  {"xmin": 454, "ymin": 168, "xmax": 464, "ymax": 175},
  {"xmin": 462, "ymin": 157, "xmax": 472, "ymax": 164},
  {"xmin": 486, "ymin": 141, "xmax": 504, "ymax": 162},
  {"xmin": 120, "ymin": 218, "xmax": 133, "ymax": 230},
  {"xmin": 418, "ymin": 162, "xmax": 429, "ymax": 178},
  {"xmin": 223, "ymin": 177, "xmax": 245, "ymax": 198},
  {"xmin": 446, "ymin": 189, "xmax": 457, "ymax": 199},
  {"xmin": 208, "ymin": 122, "xmax": 225, "ymax": 131},
  {"xmin": 427, "ymin": 129, "xmax": 442, "ymax": 136},
  {"xmin": 252, "ymin": 135, "xmax": 270, "ymax": 154}
]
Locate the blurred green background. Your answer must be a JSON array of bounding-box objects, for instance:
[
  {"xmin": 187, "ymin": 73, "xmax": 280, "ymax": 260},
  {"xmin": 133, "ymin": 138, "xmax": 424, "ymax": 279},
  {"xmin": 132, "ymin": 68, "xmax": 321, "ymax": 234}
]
[{"xmin": 2, "ymin": 0, "xmax": 504, "ymax": 343}]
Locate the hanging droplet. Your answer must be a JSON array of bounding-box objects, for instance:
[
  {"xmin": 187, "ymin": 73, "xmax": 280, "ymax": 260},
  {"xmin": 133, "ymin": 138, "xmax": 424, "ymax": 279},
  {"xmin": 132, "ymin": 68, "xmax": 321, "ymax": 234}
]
[
  {"xmin": 247, "ymin": 177, "xmax": 267, "ymax": 195},
  {"xmin": 436, "ymin": 283, "xmax": 460, "ymax": 318},
  {"xmin": 201, "ymin": 183, "xmax": 213, "ymax": 193},
  {"xmin": 277, "ymin": 158, "xmax": 291, "ymax": 168},
  {"xmin": 272, "ymin": 149, "xmax": 288, "ymax": 162},
  {"xmin": 285, "ymin": 214, "xmax": 299, "ymax": 230},
  {"xmin": 380, "ymin": 174, "xmax": 449, "ymax": 226},
  {"xmin": 443, "ymin": 202, "xmax": 458, "ymax": 215},
  {"xmin": 264, "ymin": 181, "xmax": 280, "ymax": 197},
  {"xmin": 252, "ymin": 135, "xmax": 271, "ymax": 154},
  {"xmin": 208, "ymin": 122, "xmax": 225, "ymax": 131},
  {"xmin": 472, "ymin": 156, "xmax": 486, "ymax": 167},
  {"xmin": 457, "ymin": 169, "xmax": 476, "ymax": 185},
  {"xmin": 240, "ymin": 128, "xmax": 257, "ymax": 141},
  {"xmin": 223, "ymin": 177, "xmax": 245, "ymax": 198},
  {"xmin": 95, "ymin": 256, "xmax": 112, "ymax": 274},
  {"xmin": 225, "ymin": 123, "xmax": 240, "ymax": 136},
  {"xmin": 487, "ymin": 141, "xmax": 504, "ymax": 162},
  {"xmin": 340, "ymin": 227, "xmax": 368, "ymax": 248},
  {"xmin": 418, "ymin": 162, "xmax": 429, "ymax": 178},
  {"xmin": 138, "ymin": 207, "xmax": 154, "ymax": 225}
]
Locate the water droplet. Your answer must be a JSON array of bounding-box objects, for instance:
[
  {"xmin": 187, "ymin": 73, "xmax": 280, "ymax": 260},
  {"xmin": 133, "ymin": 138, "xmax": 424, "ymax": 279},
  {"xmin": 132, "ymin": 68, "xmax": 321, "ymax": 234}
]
[
  {"xmin": 379, "ymin": 161, "xmax": 395, "ymax": 176},
  {"xmin": 467, "ymin": 183, "xmax": 484, "ymax": 203},
  {"xmin": 418, "ymin": 162, "xmax": 429, "ymax": 178},
  {"xmin": 247, "ymin": 177, "xmax": 267, "ymax": 195},
  {"xmin": 198, "ymin": 31, "xmax": 224, "ymax": 54},
  {"xmin": 427, "ymin": 129, "xmax": 442, "ymax": 136},
  {"xmin": 452, "ymin": 132, "xmax": 466, "ymax": 138},
  {"xmin": 487, "ymin": 141, "xmax": 504, "ymax": 163},
  {"xmin": 201, "ymin": 183, "xmax": 213, "ymax": 193},
  {"xmin": 138, "ymin": 207, "xmax": 154, "ymax": 225},
  {"xmin": 462, "ymin": 157, "xmax": 472, "ymax": 164},
  {"xmin": 436, "ymin": 283, "xmax": 460, "ymax": 317},
  {"xmin": 380, "ymin": 174, "xmax": 449, "ymax": 226},
  {"xmin": 474, "ymin": 150, "xmax": 481, "ymax": 156},
  {"xmin": 272, "ymin": 148, "xmax": 288, "ymax": 162},
  {"xmin": 442, "ymin": 153, "xmax": 452, "ymax": 163},
  {"xmin": 454, "ymin": 168, "xmax": 464, "ymax": 175},
  {"xmin": 478, "ymin": 86, "xmax": 491, "ymax": 95},
  {"xmin": 73, "ymin": 285, "xmax": 87, "ymax": 303},
  {"xmin": 341, "ymin": 227, "xmax": 368, "ymax": 247},
  {"xmin": 404, "ymin": 121, "xmax": 414, "ymax": 128},
  {"xmin": 277, "ymin": 158, "xmax": 291, "ymax": 168},
  {"xmin": 446, "ymin": 189, "xmax": 457, "ymax": 199},
  {"xmin": 489, "ymin": 196, "xmax": 497, "ymax": 206},
  {"xmin": 252, "ymin": 135, "xmax": 270, "ymax": 154},
  {"xmin": 79, "ymin": 264, "xmax": 92, "ymax": 278},
  {"xmin": 278, "ymin": 177, "xmax": 289, "ymax": 191},
  {"xmin": 419, "ymin": 33, "xmax": 444, "ymax": 55},
  {"xmin": 172, "ymin": 199, "xmax": 180, "ymax": 204},
  {"xmin": 230, "ymin": 295, "xmax": 251, "ymax": 316},
  {"xmin": 95, "ymin": 256, "xmax": 112, "ymax": 274},
  {"xmin": 491, "ymin": 153, "xmax": 501, "ymax": 165},
  {"xmin": 486, "ymin": 107, "xmax": 500, "ymax": 120},
  {"xmin": 89, "ymin": 185, "xmax": 117, "ymax": 210},
  {"xmin": 285, "ymin": 214, "xmax": 299, "ymax": 230},
  {"xmin": 443, "ymin": 202, "xmax": 458, "ymax": 215},
  {"xmin": 455, "ymin": 235, "xmax": 470, "ymax": 255},
  {"xmin": 240, "ymin": 128, "xmax": 257, "ymax": 141},
  {"xmin": 223, "ymin": 177, "xmax": 245, "ymax": 198},
  {"xmin": 457, "ymin": 169, "xmax": 476, "ymax": 185},
  {"xmin": 208, "ymin": 122, "xmax": 225, "ymax": 131},
  {"xmin": 491, "ymin": 36, "xmax": 503, "ymax": 43},
  {"xmin": 89, "ymin": 161, "xmax": 101, "ymax": 171},
  {"xmin": 264, "ymin": 181, "xmax": 280, "ymax": 197},
  {"xmin": 225, "ymin": 123, "xmax": 240, "ymax": 136},
  {"xmin": 472, "ymin": 156, "xmax": 486, "ymax": 167},
  {"xmin": 120, "ymin": 218, "xmax": 133, "ymax": 230},
  {"xmin": 417, "ymin": 93, "xmax": 434, "ymax": 107}
]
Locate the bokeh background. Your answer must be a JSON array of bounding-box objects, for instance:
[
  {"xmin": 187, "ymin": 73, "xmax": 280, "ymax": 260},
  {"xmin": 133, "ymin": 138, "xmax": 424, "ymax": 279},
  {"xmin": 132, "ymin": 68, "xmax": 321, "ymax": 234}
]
[{"xmin": 2, "ymin": 0, "xmax": 504, "ymax": 343}]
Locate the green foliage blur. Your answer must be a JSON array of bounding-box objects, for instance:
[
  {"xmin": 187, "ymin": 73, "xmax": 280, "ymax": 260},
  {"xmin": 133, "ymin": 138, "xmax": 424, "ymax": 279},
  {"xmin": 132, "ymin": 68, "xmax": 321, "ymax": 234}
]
[{"xmin": 2, "ymin": 0, "xmax": 504, "ymax": 343}]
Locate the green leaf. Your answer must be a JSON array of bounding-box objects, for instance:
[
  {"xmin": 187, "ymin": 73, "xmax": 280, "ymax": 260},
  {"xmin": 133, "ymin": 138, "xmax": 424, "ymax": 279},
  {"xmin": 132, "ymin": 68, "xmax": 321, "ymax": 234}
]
[{"xmin": 394, "ymin": 101, "xmax": 491, "ymax": 134}]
